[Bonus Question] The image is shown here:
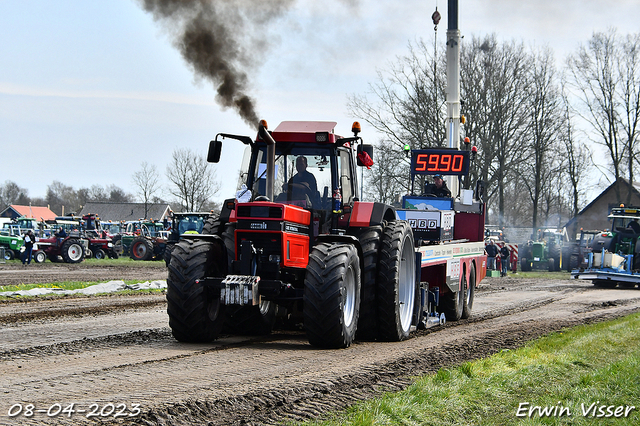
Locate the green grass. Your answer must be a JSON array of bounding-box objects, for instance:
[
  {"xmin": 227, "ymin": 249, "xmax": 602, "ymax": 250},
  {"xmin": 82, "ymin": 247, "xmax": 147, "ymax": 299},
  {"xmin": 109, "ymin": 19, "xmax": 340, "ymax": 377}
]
[
  {"xmin": 507, "ymin": 270, "xmax": 572, "ymax": 280},
  {"xmin": 298, "ymin": 313, "xmax": 640, "ymax": 425},
  {"xmin": 2, "ymin": 256, "xmax": 166, "ymax": 268}
]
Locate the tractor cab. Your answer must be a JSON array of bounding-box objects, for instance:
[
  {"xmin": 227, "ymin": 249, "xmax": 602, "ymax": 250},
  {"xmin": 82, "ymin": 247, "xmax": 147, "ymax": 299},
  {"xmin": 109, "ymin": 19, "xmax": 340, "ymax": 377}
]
[{"xmin": 210, "ymin": 120, "xmax": 374, "ymax": 240}]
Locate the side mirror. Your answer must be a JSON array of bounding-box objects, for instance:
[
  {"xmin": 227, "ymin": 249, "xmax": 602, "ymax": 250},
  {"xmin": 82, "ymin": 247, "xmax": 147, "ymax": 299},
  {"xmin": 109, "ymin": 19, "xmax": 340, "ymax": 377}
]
[
  {"xmin": 356, "ymin": 144, "xmax": 374, "ymax": 166},
  {"xmin": 207, "ymin": 140, "xmax": 222, "ymax": 163}
]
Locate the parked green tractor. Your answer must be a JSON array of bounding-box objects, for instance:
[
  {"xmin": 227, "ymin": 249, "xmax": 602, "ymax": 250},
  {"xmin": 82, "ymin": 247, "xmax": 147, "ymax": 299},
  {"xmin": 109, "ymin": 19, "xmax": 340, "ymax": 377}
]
[
  {"xmin": 0, "ymin": 228, "xmax": 24, "ymax": 260},
  {"xmin": 520, "ymin": 228, "xmax": 569, "ymax": 272},
  {"xmin": 111, "ymin": 220, "xmax": 168, "ymax": 261},
  {"xmin": 163, "ymin": 212, "xmax": 211, "ymax": 266}
]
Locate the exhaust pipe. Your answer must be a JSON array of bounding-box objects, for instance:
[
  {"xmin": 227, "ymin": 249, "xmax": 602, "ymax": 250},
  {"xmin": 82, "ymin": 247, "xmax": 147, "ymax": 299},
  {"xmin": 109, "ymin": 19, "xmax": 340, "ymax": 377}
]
[{"xmin": 258, "ymin": 121, "xmax": 276, "ymax": 201}]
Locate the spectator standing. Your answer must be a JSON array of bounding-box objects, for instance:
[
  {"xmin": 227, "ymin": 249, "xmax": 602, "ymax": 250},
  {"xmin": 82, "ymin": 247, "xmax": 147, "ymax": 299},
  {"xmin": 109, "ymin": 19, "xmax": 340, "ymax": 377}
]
[
  {"xmin": 485, "ymin": 240, "xmax": 498, "ymax": 270},
  {"xmin": 500, "ymin": 244, "xmax": 510, "ymax": 277},
  {"xmin": 22, "ymin": 230, "xmax": 35, "ymax": 266}
]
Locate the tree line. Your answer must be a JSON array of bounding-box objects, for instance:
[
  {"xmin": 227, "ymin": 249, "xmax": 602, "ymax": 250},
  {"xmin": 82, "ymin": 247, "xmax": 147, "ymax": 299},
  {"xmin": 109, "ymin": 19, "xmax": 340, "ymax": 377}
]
[
  {"xmin": 349, "ymin": 29, "xmax": 640, "ymax": 234},
  {"xmin": 0, "ymin": 148, "xmax": 220, "ymax": 217}
]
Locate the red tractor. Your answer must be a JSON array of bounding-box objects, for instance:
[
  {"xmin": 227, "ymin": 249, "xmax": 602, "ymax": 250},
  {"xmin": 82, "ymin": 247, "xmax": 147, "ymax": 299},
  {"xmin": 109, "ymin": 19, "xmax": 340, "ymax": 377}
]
[
  {"xmin": 37, "ymin": 232, "xmax": 89, "ymax": 263},
  {"xmin": 167, "ymin": 120, "xmax": 414, "ymax": 348}
]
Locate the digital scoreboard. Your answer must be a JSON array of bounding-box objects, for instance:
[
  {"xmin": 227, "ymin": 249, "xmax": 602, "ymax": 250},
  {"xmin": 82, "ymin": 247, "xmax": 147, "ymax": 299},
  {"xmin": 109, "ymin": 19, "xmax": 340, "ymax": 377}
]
[{"xmin": 410, "ymin": 149, "xmax": 470, "ymax": 176}]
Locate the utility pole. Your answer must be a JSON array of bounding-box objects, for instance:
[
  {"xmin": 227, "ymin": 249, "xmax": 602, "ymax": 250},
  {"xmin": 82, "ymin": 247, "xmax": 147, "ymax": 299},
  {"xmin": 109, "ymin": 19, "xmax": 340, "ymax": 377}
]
[{"xmin": 445, "ymin": 0, "xmax": 461, "ymax": 197}]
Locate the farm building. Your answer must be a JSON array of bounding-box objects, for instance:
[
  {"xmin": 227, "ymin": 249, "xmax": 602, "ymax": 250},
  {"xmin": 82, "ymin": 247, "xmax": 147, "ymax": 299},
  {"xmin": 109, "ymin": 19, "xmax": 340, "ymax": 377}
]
[
  {"xmin": 78, "ymin": 202, "xmax": 172, "ymax": 223},
  {"xmin": 564, "ymin": 178, "xmax": 640, "ymax": 239},
  {"xmin": 0, "ymin": 205, "xmax": 58, "ymax": 221}
]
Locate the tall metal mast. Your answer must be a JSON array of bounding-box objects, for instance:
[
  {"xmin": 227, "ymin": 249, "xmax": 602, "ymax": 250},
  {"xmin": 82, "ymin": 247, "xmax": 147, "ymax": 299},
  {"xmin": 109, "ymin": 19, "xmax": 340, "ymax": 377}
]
[{"xmin": 445, "ymin": 0, "xmax": 461, "ymax": 197}]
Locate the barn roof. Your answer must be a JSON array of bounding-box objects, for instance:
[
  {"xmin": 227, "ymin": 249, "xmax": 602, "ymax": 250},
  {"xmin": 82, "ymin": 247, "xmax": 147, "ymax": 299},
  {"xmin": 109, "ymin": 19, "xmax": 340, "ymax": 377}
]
[
  {"xmin": 78, "ymin": 202, "xmax": 172, "ymax": 222},
  {"xmin": 0, "ymin": 205, "xmax": 57, "ymax": 221}
]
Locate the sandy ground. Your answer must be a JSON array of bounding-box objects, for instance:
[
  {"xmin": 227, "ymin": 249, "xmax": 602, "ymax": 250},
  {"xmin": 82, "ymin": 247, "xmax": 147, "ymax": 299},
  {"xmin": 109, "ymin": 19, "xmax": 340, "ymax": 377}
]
[{"xmin": 1, "ymin": 264, "xmax": 639, "ymax": 425}]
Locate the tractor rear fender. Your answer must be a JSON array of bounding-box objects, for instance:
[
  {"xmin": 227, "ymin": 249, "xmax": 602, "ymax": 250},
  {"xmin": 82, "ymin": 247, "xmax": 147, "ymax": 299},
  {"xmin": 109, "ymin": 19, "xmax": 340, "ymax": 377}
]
[
  {"xmin": 179, "ymin": 233, "xmax": 229, "ymax": 276},
  {"xmin": 349, "ymin": 202, "xmax": 396, "ymax": 227},
  {"xmin": 315, "ymin": 234, "xmax": 365, "ymax": 280}
]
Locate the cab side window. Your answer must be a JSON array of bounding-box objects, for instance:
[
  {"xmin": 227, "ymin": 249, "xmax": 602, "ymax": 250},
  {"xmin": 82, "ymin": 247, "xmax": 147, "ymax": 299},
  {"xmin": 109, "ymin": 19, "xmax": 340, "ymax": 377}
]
[{"xmin": 338, "ymin": 149, "xmax": 353, "ymax": 204}]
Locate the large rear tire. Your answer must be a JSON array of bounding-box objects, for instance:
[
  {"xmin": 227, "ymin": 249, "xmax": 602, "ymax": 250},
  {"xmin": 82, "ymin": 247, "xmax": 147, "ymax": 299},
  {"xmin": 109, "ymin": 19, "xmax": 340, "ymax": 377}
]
[
  {"xmin": 304, "ymin": 242, "xmax": 361, "ymax": 348},
  {"xmin": 130, "ymin": 237, "xmax": 153, "ymax": 261},
  {"xmin": 202, "ymin": 215, "xmax": 222, "ymax": 235},
  {"xmin": 377, "ymin": 221, "xmax": 417, "ymax": 341},
  {"xmin": 348, "ymin": 226, "xmax": 382, "ymax": 341},
  {"xmin": 461, "ymin": 264, "xmax": 476, "ymax": 319},
  {"xmin": 61, "ymin": 239, "xmax": 85, "ymax": 263},
  {"xmin": 167, "ymin": 238, "xmax": 226, "ymax": 342},
  {"xmin": 163, "ymin": 243, "xmax": 175, "ymax": 267}
]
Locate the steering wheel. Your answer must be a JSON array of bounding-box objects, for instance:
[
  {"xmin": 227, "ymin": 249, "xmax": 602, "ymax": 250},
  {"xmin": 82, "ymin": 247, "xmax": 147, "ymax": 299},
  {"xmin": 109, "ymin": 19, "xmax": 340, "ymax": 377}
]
[{"xmin": 287, "ymin": 182, "xmax": 312, "ymax": 199}]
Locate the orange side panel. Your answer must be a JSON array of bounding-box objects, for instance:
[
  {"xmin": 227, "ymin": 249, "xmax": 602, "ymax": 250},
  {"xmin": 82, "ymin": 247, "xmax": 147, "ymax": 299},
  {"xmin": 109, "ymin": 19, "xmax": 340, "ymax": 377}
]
[
  {"xmin": 282, "ymin": 204, "xmax": 311, "ymax": 225},
  {"xmin": 282, "ymin": 233, "xmax": 309, "ymax": 268},
  {"xmin": 349, "ymin": 202, "xmax": 374, "ymax": 227}
]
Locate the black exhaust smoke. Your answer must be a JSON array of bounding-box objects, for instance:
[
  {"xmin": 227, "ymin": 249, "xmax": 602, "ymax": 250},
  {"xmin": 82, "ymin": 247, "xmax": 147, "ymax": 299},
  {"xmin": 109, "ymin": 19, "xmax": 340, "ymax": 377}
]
[{"xmin": 139, "ymin": 0, "xmax": 295, "ymax": 129}]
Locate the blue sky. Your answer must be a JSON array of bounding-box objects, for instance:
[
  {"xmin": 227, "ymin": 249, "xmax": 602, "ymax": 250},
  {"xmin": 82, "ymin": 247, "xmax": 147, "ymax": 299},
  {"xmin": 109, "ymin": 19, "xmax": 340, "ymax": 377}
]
[{"xmin": 1, "ymin": 0, "xmax": 638, "ymax": 205}]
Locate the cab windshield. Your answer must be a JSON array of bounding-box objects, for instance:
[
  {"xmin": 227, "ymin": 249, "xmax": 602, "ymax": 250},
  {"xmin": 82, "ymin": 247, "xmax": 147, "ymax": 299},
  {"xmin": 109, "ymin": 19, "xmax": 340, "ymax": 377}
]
[{"xmin": 250, "ymin": 144, "xmax": 335, "ymax": 209}]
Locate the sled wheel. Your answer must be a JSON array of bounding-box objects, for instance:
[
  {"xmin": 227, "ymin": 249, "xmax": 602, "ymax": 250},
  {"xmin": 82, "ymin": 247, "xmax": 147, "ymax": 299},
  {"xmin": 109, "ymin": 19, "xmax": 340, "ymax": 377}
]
[{"xmin": 461, "ymin": 263, "xmax": 476, "ymax": 319}]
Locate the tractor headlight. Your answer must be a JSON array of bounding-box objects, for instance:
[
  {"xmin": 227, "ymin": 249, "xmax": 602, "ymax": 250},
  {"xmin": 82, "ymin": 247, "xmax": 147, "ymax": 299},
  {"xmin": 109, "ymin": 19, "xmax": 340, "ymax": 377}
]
[{"xmin": 108, "ymin": 242, "xmax": 113, "ymax": 248}]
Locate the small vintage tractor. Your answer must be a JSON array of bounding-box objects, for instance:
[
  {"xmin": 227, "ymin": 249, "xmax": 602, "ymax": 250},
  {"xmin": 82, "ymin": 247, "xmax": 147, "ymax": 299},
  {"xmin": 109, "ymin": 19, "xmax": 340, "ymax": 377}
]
[
  {"xmin": 124, "ymin": 221, "xmax": 168, "ymax": 261},
  {"xmin": 81, "ymin": 213, "xmax": 119, "ymax": 259},
  {"xmin": 519, "ymin": 228, "xmax": 568, "ymax": 272},
  {"xmin": 0, "ymin": 228, "xmax": 24, "ymax": 260},
  {"xmin": 163, "ymin": 212, "xmax": 212, "ymax": 266},
  {"xmin": 37, "ymin": 231, "xmax": 89, "ymax": 263},
  {"xmin": 563, "ymin": 229, "xmax": 601, "ymax": 271}
]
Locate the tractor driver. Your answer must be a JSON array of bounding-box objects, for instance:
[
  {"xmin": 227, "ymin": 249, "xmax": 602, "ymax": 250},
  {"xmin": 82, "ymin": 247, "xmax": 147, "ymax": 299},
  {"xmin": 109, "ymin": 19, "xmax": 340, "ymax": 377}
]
[
  {"xmin": 285, "ymin": 156, "xmax": 318, "ymax": 206},
  {"xmin": 423, "ymin": 174, "xmax": 452, "ymax": 198}
]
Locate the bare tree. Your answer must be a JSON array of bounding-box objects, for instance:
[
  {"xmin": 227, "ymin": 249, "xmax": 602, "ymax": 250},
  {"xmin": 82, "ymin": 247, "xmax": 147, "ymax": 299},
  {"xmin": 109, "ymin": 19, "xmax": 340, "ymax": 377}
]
[
  {"xmin": 519, "ymin": 46, "xmax": 565, "ymax": 230},
  {"xmin": 348, "ymin": 39, "xmax": 447, "ymax": 152},
  {"xmin": 619, "ymin": 32, "xmax": 640, "ymax": 202},
  {"xmin": 560, "ymin": 83, "xmax": 593, "ymax": 237},
  {"xmin": 566, "ymin": 29, "xmax": 626, "ymax": 199},
  {"xmin": 133, "ymin": 162, "xmax": 161, "ymax": 219},
  {"xmin": 166, "ymin": 148, "xmax": 220, "ymax": 211},
  {"xmin": 461, "ymin": 35, "xmax": 532, "ymax": 227},
  {"xmin": 0, "ymin": 181, "xmax": 29, "ymax": 210}
]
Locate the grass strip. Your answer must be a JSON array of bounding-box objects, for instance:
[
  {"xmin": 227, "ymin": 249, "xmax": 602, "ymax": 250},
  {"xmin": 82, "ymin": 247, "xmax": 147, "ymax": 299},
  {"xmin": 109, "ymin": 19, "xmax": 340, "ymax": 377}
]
[
  {"xmin": 302, "ymin": 313, "xmax": 640, "ymax": 425},
  {"xmin": 0, "ymin": 279, "xmax": 154, "ymax": 293}
]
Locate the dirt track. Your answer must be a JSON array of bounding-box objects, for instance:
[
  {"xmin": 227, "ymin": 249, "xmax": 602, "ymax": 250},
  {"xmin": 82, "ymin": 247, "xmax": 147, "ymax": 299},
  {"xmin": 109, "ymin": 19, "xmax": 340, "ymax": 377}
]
[{"xmin": 1, "ymin": 263, "xmax": 640, "ymax": 425}]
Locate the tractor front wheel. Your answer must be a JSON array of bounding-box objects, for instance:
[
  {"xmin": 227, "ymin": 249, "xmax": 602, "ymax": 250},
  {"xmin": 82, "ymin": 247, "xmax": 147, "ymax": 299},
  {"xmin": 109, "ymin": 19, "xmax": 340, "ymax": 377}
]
[
  {"xmin": 33, "ymin": 250, "xmax": 46, "ymax": 264},
  {"xmin": 4, "ymin": 249, "xmax": 14, "ymax": 260},
  {"xmin": 94, "ymin": 248, "xmax": 106, "ymax": 260},
  {"xmin": 377, "ymin": 220, "xmax": 417, "ymax": 341},
  {"xmin": 130, "ymin": 237, "xmax": 153, "ymax": 261},
  {"xmin": 167, "ymin": 238, "xmax": 226, "ymax": 342},
  {"xmin": 304, "ymin": 242, "xmax": 361, "ymax": 348}
]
